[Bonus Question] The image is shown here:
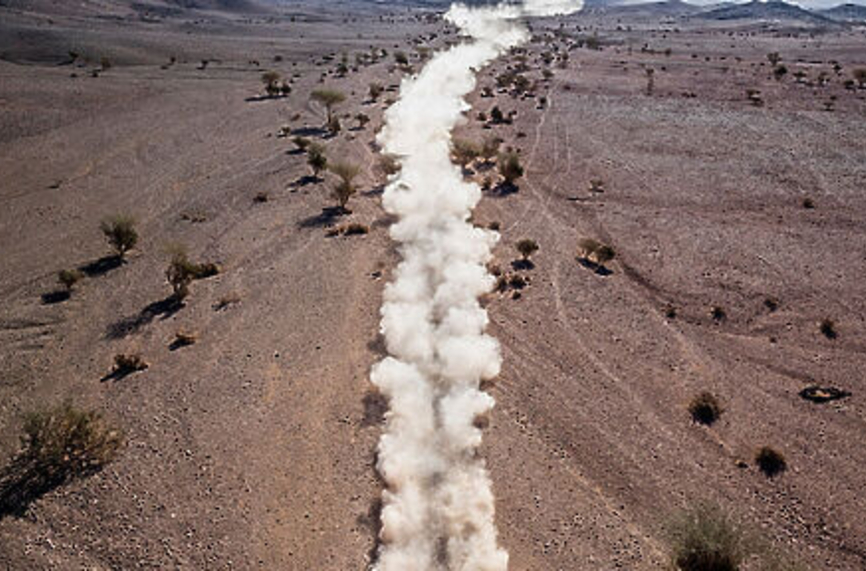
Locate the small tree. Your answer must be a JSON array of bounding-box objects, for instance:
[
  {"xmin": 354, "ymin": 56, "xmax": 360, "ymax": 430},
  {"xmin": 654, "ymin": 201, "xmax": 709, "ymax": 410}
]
[
  {"xmin": 498, "ymin": 151, "xmax": 524, "ymax": 186},
  {"xmin": 307, "ymin": 143, "xmax": 328, "ymax": 178},
  {"xmin": 58, "ymin": 269, "xmax": 84, "ymax": 291},
  {"xmin": 262, "ymin": 71, "xmax": 281, "ymax": 97},
  {"xmin": 515, "ymin": 238, "xmax": 539, "ymax": 262},
  {"xmin": 100, "ymin": 215, "xmax": 138, "ymax": 259},
  {"xmin": 329, "ymin": 161, "xmax": 361, "ymax": 212},
  {"xmin": 310, "ymin": 89, "xmax": 346, "ymax": 123},
  {"xmin": 369, "ymin": 82, "xmax": 384, "ymax": 101}
]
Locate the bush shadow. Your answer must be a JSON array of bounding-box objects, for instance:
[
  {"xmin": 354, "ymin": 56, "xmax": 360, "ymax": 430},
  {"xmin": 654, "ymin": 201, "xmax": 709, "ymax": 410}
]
[{"xmin": 106, "ymin": 295, "xmax": 184, "ymax": 339}]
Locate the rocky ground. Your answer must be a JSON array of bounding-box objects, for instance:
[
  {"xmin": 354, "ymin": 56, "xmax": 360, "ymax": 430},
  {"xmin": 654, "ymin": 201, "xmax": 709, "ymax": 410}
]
[{"xmin": 1, "ymin": 1, "xmax": 865, "ymax": 569}]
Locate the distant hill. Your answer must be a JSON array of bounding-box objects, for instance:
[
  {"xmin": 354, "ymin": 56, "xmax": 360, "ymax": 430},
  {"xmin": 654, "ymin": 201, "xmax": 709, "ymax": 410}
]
[
  {"xmin": 819, "ymin": 2, "xmax": 866, "ymax": 21},
  {"xmin": 603, "ymin": 0, "xmax": 703, "ymax": 17},
  {"xmin": 698, "ymin": 0, "xmax": 835, "ymax": 23}
]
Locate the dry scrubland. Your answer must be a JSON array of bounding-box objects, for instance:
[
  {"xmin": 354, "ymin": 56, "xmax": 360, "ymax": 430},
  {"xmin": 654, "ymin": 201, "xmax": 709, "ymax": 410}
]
[{"xmin": 1, "ymin": 1, "xmax": 865, "ymax": 569}]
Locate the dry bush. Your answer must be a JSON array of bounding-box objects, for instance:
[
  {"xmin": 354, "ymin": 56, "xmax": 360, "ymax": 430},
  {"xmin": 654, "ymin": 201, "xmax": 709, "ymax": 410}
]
[
  {"xmin": 293, "ymin": 136, "xmax": 311, "ymax": 152},
  {"xmin": 308, "ymin": 143, "xmax": 328, "ymax": 177},
  {"xmin": 214, "ymin": 292, "xmax": 241, "ymax": 311},
  {"xmin": 819, "ymin": 318, "xmax": 837, "ymax": 340},
  {"xmin": 254, "ymin": 192, "xmax": 269, "ymax": 203},
  {"xmin": 755, "ymin": 447, "xmax": 786, "ymax": 478},
  {"xmin": 369, "ymin": 82, "xmax": 384, "ymax": 101},
  {"xmin": 578, "ymin": 238, "xmax": 616, "ymax": 266},
  {"xmin": 516, "ymin": 238, "xmax": 539, "ymax": 261},
  {"xmin": 0, "ymin": 403, "xmax": 123, "ymax": 516},
  {"xmin": 498, "ymin": 151, "xmax": 524, "ymax": 185},
  {"xmin": 376, "ymin": 154, "xmax": 400, "ymax": 178},
  {"xmin": 452, "ymin": 138, "xmax": 481, "ymax": 168},
  {"xmin": 689, "ymin": 392, "xmax": 723, "ymax": 425},
  {"xmin": 343, "ymin": 223, "xmax": 369, "ymax": 236},
  {"xmin": 100, "ymin": 215, "xmax": 138, "ymax": 259},
  {"xmin": 58, "ymin": 269, "xmax": 84, "ymax": 291},
  {"xmin": 327, "ymin": 115, "xmax": 341, "ymax": 135},
  {"xmin": 329, "ymin": 161, "xmax": 361, "ymax": 211},
  {"xmin": 113, "ymin": 353, "xmax": 148, "ymax": 374},
  {"xmin": 261, "ymin": 70, "xmax": 281, "ymax": 96},
  {"xmin": 666, "ymin": 503, "xmax": 747, "ymax": 571},
  {"xmin": 172, "ymin": 330, "xmax": 197, "ymax": 348}
]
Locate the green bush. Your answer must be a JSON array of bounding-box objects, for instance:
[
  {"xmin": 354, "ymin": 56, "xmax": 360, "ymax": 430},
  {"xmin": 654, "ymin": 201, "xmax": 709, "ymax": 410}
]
[{"xmin": 100, "ymin": 215, "xmax": 138, "ymax": 259}]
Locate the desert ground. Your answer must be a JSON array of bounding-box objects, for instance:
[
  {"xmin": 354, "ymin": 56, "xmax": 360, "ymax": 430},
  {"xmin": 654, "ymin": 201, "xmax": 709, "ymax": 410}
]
[{"xmin": 1, "ymin": 0, "xmax": 865, "ymax": 569}]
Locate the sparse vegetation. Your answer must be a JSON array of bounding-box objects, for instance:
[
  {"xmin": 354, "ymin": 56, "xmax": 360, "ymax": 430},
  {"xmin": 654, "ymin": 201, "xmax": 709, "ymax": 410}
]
[
  {"xmin": 165, "ymin": 245, "xmax": 218, "ymax": 300},
  {"xmin": 293, "ymin": 136, "xmax": 311, "ymax": 152},
  {"xmin": 755, "ymin": 446, "xmax": 786, "ymax": 477},
  {"xmin": 515, "ymin": 238, "xmax": 539, "ymax": 262},
  {"xmin": 819, "ymin": 318, "xmax": 837, "ymax": 340},
  {"xmin": 666, "ymin": 503, "xmax": 747, "ymax": 571},
  {"xmin": 369, "ymin": 82, "xmax": 384, "ymax": 101},
  {"xmin": 307, "ymin": 143, "xmax": 328, "ymax": 178},
  {"xmin": 310, "ymin": 89, "xmax": 346, "ymax": 123},
  {"xmin": 329, "ymin": 161, "xmax": 361, "ymax": 212},
  {"xmin": 577, "ymin": 238, "xmax": 616, "ymax": 267},
  {"xmin": 100, "ymin": 215, "xmax": 138, "ymax": 259},
  {"xmin": 452, "ymin": 138, "xmax": 481, "ymax": 168},
  {"xmin": 261, "ymin": 70, "xmax": 281, "ymax": 97},
  {"xmin": 0, "ymin": 403, "xmax": 123, "ymax": 516},
  {"xmin": 113, "ymin": 353, "xmax": 148, "ymax": 375},
  {"xmin": 58, "ymin": 269, "xmax": 84, "ymax": 291},
  {"xmin": 498, "ymin": 151, "xmax": 524, "ymax": 187},
  {"xmin": 689, "ymin": 392, "xmax": 723, "ymax": 425}
]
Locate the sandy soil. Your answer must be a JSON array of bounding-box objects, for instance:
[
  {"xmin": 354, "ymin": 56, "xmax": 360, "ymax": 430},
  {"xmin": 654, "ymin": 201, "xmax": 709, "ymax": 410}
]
[{"xmin": 1, "ymin": 2, "xmax": 865, "ymax": 570}]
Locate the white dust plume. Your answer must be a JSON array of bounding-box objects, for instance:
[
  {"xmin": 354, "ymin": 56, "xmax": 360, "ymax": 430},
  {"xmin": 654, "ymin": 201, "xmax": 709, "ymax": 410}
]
[{"xmin": 370, "ymin": 1, "xmax": 582, "ymax": 570}]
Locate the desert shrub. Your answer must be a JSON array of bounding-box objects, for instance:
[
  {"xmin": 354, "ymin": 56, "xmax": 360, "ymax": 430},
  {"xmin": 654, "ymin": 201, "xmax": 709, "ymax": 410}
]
[
  {"xmin": 369, "ymin": 82, "xmax": 384, "ymax": 101},
  {"xmin": 254, "ymin": 192, "xmax": 269, "ymax": 203},
  {"xmin": 355, "ymin": 113, "xmax": 370, "ymax": 129},
  {"xmin": 498, "ymin": 151, "xmax": 524, "ymax": 186},
  {"xmin": 262, "ymin": 71, "xmax": 281, "ymax": 96},
  {"xmin": 394, "ymin": 51, "xmax": 409, "ymax": 65},
  {"xmin": 853, "ymin": 68, "xmax": 866, "ymax": 88},
  {"xmin": 310, "ymin": 89, "xmax": 346, "ymax": 122},
  {"xmin": 711, "ymin": 306, "xmax": 727, "ymax": 322},
  {"xmin": 819, "ymin": 318, "xmax": 837, "ymax": 340},
  {"xmin": 100, "ymin": 215, "xmax": 138, "ymax": 259},
  {"xmin": 480, "ymin": 136, "xmax": 502, "ymax": 163},
  {"xmin": 508, "ymin": 274, "xmax": 528, "ymax": 290},
  {"xmin": 755, "ymin": 447, "xmax": 786, "ymax": 477},
  {"xmin": 490, "ymin": 106, "xmax": 506, "ymax": 124},
  {"xmin": 343, "ymin": 223, "xmax": 370, "ymax": 236},
  {"xmin": 667, "ymin": 503, "xmax": 747, "ymax": 571},
  {"xmin": 58, "ymin": 269, "xmax": 84, "ymax": 291},
  {"xmin": 801, "ymin": 197, "xmax": 815, "ymax": 209},
  {"xmin": 214, "ymin": 292, "xmax": 241, "ymax": 311},
  {"xmin": 293, "ymin": 136, "xmax": 311, "ymax": 152},
  {"xmin": 307, "ymin": 143, "xmax": 328, "ymax": 177},
  {"xmin": 172, "ymin": 330, "xmax": 197, "ymax": 348},
  {"xmin": 516, "ymin": 238, "xmax": 539, "ymax": 261},
  {"xmin": 763, "ymin": 297, "xmax": 779, "ymax": 312},
  {"xmin": 113, "ymin": 353, "xmax": 148, "ymax": 374},
  {"xmin": 589, "ymin": 178, "xmax": 605, "ymax": 193},
  {"xmin": 578, "ymin": 238, "xmax": 615, "ymax": 266},
  {"xmin": 329, "ymin": 161, "xmax": 361, "ymax": 211},
  {"xmin": 452, "ymin": 138, "xmax": 481, "ymax": 168},
  {"xmin": 100, "ymin": 57, "xmax": 112, "ymax": 70},
  {"xmin": 376, "ymin": 154, "xmax": 400, "ymax": 178},
  {"xmin": 689, "ymin": 392, "xmax": 723, "ymax": 425},
  {"xmin": 773, "ymin": 65, "xmax": 787, "ymax": 80},
  {"xmin": 487, "ymin": 221, "xmax": 501, "ymax": 231},
  {"xmin": 18, "ymin": 403, "xmax": 122, "ymax": 484},
  {"xmin": 766, "ymin": 52, "xmax": 781, "ymax": 66},
  {"xmin": 166, "ymin": 248, "xmax": 196, "ymax": 299}
]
